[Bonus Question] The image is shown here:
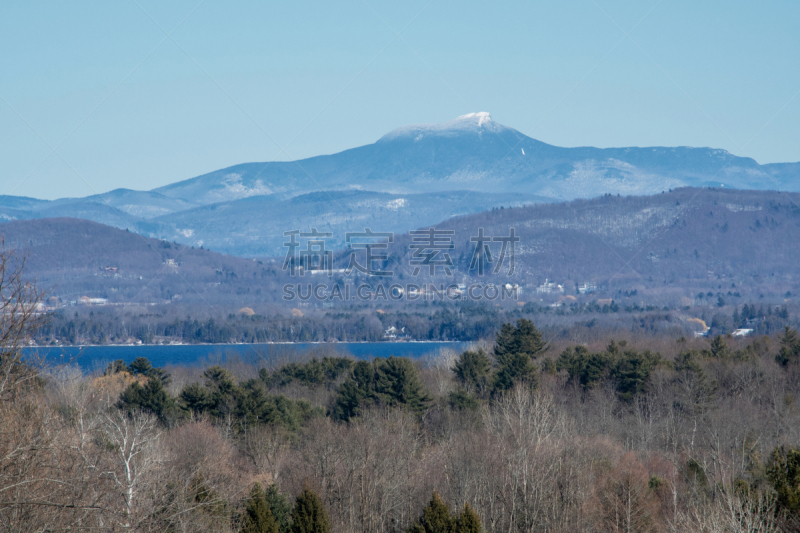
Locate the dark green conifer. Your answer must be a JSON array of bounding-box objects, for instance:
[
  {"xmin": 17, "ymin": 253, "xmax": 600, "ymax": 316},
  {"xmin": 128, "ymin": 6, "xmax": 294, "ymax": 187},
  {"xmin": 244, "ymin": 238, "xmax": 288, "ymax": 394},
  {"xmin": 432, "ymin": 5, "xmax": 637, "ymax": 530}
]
[
  {"xmin": 709, "ymin": 335, "xmax": 730, "ymax": 359},
  {"xmin": 453, "ymin": 503, "xmax": 482, "ymax": 533},
  {"xmin": 408, "ymin": 492, "xmax": 453, "ymax": 533},
  {"xmin": 333, "ymin": 361, "xmax": 373, "ymax": 420},
  {"xmin": 447, "ymin": 388, "xmax": 480, "ymax": 411},
  {"xmin": 777, "ymin": 327, "xmax": 800, "ymax": 366},
  {"xmin": 373, "ymin": 356, "xmax": 432, "ymax": 415},
  {"xmin": 333, "ymin": 357, "xmax": 431, "ymax": 420},
  {"xmin": 766, "ymin": 446, "xmax": 800, "ymax": 523},
  {"xmin": 611, "ymin": 350, "xmax": 661, "ymax": 402},
  {"xmin": 117, "ymin": 376, "xmax": 181, "ymax": 424},
  {"xmin": 242, "ymin": 483, "xmax": 279, "ymax": 533},
  {"xmin": 265, "ymin": 484, "xmax": 292, "ymax": 533},
  {"xmin": 493, "ymin": 352, "xmax": 536, "ymax": 393},
  {"xmin": 290, "ymin": 487, "xmax": 330, "ymax": 533},
  {"xmin": 452, "ymin": 349, "xmax": 491, "ymax": 395},
  {"xmin": 492, "ymin": 319, "xmax": 546, "ymax": 394}
]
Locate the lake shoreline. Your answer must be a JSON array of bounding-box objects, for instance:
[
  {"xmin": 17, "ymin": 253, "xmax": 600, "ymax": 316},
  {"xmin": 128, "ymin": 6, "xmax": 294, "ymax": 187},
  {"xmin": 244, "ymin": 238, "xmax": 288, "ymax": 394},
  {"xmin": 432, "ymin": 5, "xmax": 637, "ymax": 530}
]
[
  {"xmin": 28, "ymin": 339, "xmax": 466, "ymax": 349},
  {"xmin": 25, "ymin": 341, "xmax": 469, "ymax": 370}
]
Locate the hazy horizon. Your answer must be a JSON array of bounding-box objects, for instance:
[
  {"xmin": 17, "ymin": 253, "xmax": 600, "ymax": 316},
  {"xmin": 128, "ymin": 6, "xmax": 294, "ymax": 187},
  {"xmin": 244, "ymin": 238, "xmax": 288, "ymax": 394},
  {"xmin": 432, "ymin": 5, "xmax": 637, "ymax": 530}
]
[{"xmin": 2, "ymin": 1, "xmax": 799, "ymax": 199}]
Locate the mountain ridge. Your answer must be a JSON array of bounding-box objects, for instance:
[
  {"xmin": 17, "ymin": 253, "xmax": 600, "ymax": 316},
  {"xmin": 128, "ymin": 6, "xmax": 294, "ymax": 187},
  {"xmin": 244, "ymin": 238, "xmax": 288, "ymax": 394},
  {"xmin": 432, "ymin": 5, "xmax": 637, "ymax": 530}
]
[
  {"xmin": 4, "ymin": 188, "xmax": 799, "ymax": 309},
  {"xmin": 1, "ymin": 113, "xmax": 798, "ymax": 256}
]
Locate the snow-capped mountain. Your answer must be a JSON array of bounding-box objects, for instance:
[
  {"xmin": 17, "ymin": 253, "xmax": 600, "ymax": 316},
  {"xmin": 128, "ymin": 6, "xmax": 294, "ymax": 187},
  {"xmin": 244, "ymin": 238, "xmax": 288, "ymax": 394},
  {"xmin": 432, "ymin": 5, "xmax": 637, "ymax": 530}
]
[
  {"xmin": 1, "ymin": 113, "xmax": 798, "ymax": 256},
  {"xmin": 150, "ymin": 112, "xmax": 799, "ymax": 206}
]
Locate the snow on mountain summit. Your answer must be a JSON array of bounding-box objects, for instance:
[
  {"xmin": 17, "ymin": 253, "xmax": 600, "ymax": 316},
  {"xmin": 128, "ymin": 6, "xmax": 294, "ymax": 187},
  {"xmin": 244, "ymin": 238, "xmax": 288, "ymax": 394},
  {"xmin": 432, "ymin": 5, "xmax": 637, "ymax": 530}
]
[
  {"xmin": 378, "ymin": 112, "xmax": 504, "ymax": 142},
  {"xmin": 456, "ymin": 111, "xmax": 492, "ymax": 126}
]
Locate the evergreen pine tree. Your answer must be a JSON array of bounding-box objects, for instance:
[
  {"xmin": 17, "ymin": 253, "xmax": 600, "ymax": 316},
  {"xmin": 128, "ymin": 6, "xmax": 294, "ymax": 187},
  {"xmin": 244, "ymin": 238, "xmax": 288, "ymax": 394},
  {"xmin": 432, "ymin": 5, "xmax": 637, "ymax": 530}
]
[
  {"xmin": 777, "ymin": 326, "xmax": 800, "ymax": 366},
  {"xmin": 190, "ymin": 473, "xmax": 227, "ymax": 516},
  {"xmin": 611, "ymin": 350, "xmax": 661, "ymax": 402},
  {"xmin": 291, "ymin": 487, "xmax": 331, "ymax": 533},
  {"xmin": 104, "ymin": 359, "xmax": 129, "ymax": 375},
  {"xmin": 332, "ymin": 361, "xmax": 373, "ymax": 421},
  {"xmin": 672, "ymin": 350, "xmax": 717, "ymax": 414},
  {"xmin": 492, "ymin": 323, "xmax": 518, "ymax": 362},
  {"xmin": 453, "ymin": 503, "xmax": 482, "ymax": 533},
  {"xmin": 492, "ymin": 320, "xmax": 546, "ymax": 394},
  {"xmin": 447, "ymin": 388, "xmax": 480, "ymax": 411},
  {"xmin": 557, "ymin": 346, "xmax": 608, "ymax": 389},
  {"xmin": 766, "ymin": 445, "xmax": 800, "ymax": 529},
  {"xmin": 333, "ymin": 357, "xmax": 432, "ymax": 420},
  {"xmin": 709, "ymin": 335, "xmax": 730, "ymax": 359},
  {"xmin": 128, "ymin": 357, "xmax": 153, "ymax": 376},
  {"xmin": 408, "ymin": 492, "xmax": 453, "ymax": 533},
  {"xmin": 373, "ymin": 356, "xmax": 432, "ymax": 415},
  {"xmin": 493, "ymin": 352, "xmax": 536, "ymax": 393},
  {"xmin": 126, "ymin": 357, "xmax": 171, "ymax": 385},
  {"xmin": 513, "ymin": 318, "xmax": 547, "ymax": 358},
  {"xmin": 452, "ymin": 349, "xmax": 491, "ymax": 395},
  {"xmin": 180, "ymin": 383, "xmax": 214, "ymax": 415},
  {"xmin": 242, "ymin": 483, "xmax": 279, "ymax": 533},
  {"xmin": 265, "ymin": 484, "xmax": 292, "ymax": 533},
  {"xmin": 117, "ymin": 377, "xmax": 181, "ymax": 424}
]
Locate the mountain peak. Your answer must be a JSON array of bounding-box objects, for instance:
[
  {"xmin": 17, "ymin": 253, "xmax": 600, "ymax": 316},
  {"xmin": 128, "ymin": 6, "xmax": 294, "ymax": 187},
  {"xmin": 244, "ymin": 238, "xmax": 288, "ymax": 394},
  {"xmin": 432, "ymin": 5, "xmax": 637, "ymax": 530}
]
[
  {"xmin": 455, "ymin": 111, "xmax": 492, "ymax": 125},
  {"xmin": 378, "ymin": 112, "xmax": 503, "ymax": 142}
]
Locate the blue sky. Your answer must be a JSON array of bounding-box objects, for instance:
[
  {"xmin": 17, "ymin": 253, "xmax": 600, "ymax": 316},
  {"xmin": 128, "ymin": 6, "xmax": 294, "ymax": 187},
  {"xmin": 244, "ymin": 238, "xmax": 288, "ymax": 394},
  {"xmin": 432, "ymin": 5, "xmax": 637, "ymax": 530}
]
[{"xmin": 1, "ymin": 0, "xmax": 798, "ymax": 199}]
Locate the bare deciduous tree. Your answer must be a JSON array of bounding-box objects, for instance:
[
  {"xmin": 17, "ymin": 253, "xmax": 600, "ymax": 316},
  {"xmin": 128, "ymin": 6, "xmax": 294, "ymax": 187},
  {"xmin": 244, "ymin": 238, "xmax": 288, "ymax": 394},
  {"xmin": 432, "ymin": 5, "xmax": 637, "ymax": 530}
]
[{"xmin": 100, "ymin": 409, "xmax": 162, "ymax": 528}]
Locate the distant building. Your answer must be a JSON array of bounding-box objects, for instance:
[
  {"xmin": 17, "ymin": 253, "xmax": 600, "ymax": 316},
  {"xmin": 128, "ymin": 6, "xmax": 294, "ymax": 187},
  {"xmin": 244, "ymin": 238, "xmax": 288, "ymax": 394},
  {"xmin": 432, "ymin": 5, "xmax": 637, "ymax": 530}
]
[
  {"xmin": 732, "ymin": 328, "xmax": 754, "ymax": 337},
  {"xmin": 536, "ymin": 279, "xmax": 564, "ymax": 294},
  {"xmin": 307, "ymin": 268, "xmax": 347, "ymax": 275},
  {"xmin": 384, "ymin": 326, "xmax": 408, "ymax": 340},
  {"xmin": 166, "ymin": 259, "xmax": 177, "ymax": 267},
  {"xmin": 578, "ymin": 282, "xmax": 597, "ymax": 294},
  {"xmin": 79, "ymin": 296, "xmax": 108, "ymax": 305}
]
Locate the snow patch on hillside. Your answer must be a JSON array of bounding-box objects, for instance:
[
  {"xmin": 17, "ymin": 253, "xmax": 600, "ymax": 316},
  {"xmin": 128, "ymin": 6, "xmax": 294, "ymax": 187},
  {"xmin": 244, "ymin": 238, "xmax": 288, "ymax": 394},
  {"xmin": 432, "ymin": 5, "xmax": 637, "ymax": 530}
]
[
  {"xmin": 205, "ymin": 173, "xmax": 274, "ymax": 202},
  {"xmin": 117, "ymin": 205, "xmax": 174, "ymax": 218},
  {"xmin": 386, "ymin": 198, "xmax": 406, "ymax": 210},
  {"xmin": 725, "ymin": 203, "xmax": 762, "ymax": 212},
  {"xmin": 536, "ymin": 159, "xmax": 685, "ymax": 200}
]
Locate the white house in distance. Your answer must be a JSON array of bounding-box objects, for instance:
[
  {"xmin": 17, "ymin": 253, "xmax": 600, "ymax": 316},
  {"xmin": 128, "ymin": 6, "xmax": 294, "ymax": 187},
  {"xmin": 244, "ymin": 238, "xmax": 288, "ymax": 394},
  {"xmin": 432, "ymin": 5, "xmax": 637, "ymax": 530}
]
[
  {"xmin": 536, "ymin": 279, "xmax": 564, "ymax": 294},
  {"xmin": 79, "ymin": 296, "xmax": 108, "ymax": 305},
  {"xmin": 578, "ymin": 282, "xmax": 597, "ymax": 294}
]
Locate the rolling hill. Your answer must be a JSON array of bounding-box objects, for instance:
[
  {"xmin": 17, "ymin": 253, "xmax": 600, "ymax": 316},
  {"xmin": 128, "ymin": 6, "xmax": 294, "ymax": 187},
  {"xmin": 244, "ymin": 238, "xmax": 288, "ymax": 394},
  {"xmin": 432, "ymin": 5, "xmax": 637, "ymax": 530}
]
[
  {"xmin": 0, "ymin": 218, "xmax": 287, "ymax": 307},
  {"xmin": 2, "ymin": 188, "xmax": 799, "ymax": 311},
  {"xmin": 371, "ymin": 187, "xmax": 800, "ymax": 306}
]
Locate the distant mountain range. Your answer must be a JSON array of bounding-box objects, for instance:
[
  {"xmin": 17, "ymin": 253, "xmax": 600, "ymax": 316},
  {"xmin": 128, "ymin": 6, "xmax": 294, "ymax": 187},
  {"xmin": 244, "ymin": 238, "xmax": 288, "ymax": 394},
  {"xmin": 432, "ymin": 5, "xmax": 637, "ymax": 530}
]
[
  {"xmin": 1, "ymin": 113, "xmax": 799, "ymax": 256},
  {"xmin": 3, "ymin": 188, "xmax": 798, "ymax": 308}
]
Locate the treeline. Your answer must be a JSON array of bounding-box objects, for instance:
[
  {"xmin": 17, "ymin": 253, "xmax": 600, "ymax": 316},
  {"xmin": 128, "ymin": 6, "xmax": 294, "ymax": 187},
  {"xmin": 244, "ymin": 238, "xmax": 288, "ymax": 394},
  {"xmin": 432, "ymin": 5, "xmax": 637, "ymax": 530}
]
[
  {"xmin": 34, "ymin": 300, "xmax": 795, "ymax": 346},
  {"xmin": 37, "ymin": 305, "xmax": 504, "ymax": 344},
  {"xmin": 5, "ymin": 316, "xmax": 800, "ymax": 531},
  {"xmin": 112, "ymin": 353, "xmax": 435, "ymax": 431}
]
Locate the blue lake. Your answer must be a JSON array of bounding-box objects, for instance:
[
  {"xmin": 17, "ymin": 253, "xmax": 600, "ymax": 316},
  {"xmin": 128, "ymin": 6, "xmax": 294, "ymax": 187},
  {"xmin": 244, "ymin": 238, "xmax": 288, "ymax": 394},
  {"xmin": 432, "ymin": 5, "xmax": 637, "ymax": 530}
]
[{"xmin": 27, "ymin": 342, "xmax": 468, "ymax": 372}]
